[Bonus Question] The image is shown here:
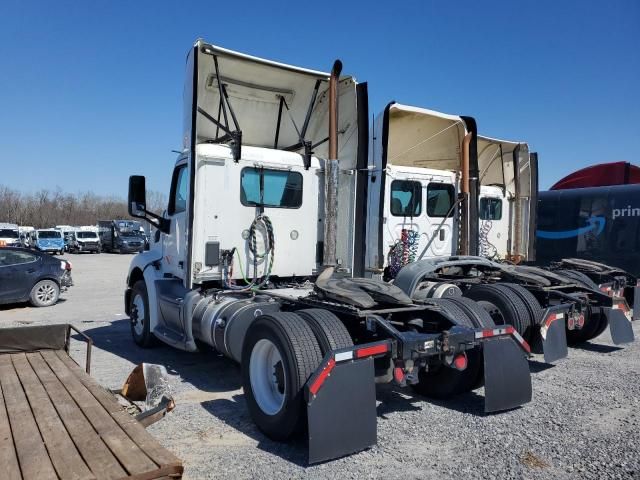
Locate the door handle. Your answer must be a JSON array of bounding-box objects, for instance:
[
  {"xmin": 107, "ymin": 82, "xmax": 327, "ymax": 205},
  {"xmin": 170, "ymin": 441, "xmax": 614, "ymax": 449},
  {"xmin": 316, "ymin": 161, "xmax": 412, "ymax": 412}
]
[
  {"xmin": 27, "ymin": 268, "xmax": 36, "ymax": 273},
  {"xmin": 439, "ymin": 229, "xmax": 445, "ymax": 241}
]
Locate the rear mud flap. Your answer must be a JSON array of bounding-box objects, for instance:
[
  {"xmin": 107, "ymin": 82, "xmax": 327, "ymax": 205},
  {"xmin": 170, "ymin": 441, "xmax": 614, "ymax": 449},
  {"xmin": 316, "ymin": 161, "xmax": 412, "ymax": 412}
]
[
  {"xmin": 306, "ymin": 357, "xmax": 377, "ymax": 464},
  {"xmin": 540, "ymin": 313, "xmax": 568, "ymax": 364},
  {"xmin": 634, "ymin": 286, "xmax": 640, "ymax": 322},
  {"xmin": 606, "ymin": 308, "xmax": 635, "ymax": 345},
  {"xmin": 483, "ymin": 337, "xmax": 532, "ymax": 413}
]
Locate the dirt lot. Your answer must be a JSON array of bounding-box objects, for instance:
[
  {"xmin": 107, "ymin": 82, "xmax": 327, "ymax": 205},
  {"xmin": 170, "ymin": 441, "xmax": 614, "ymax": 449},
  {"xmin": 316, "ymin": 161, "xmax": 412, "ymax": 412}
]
[{"xmin": 1, "ymin": 253, "xmax": 639, "ymax": 479}]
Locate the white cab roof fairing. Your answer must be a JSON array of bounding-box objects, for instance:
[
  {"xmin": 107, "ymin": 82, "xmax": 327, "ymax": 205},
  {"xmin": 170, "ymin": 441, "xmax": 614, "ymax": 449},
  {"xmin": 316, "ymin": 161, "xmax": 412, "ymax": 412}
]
[
  {"xmin": 477, "ymin": 135, "xmax": 529, "ymax": 195},
  {"xmin": 194, "ymin": 41, "xmax": 360, "ymax": 169},
  {"xmin": 382, "ymin": 103, "xmax": 469, "ymax": 171}
]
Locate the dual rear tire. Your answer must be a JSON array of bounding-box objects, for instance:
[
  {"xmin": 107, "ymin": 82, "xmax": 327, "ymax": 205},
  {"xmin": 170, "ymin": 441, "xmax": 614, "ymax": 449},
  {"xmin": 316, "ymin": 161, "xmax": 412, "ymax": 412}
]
[{"xmin": 242, "ymin": 309, "xmax": 353, "ymax": 441}]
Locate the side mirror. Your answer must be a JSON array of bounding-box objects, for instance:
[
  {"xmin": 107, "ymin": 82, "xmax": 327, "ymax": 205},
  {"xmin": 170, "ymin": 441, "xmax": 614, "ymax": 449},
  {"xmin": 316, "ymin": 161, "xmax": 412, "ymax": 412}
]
[{"xmin": 128, "ymin": 176, "xmax": 147, "ymax": 217}]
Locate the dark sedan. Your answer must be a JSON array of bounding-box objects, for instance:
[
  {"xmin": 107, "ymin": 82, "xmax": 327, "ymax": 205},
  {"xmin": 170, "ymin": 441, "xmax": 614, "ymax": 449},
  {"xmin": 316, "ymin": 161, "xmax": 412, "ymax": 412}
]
[{"xmin": 0, "ymin": 247, "xmax": 73, "ymax": 307}]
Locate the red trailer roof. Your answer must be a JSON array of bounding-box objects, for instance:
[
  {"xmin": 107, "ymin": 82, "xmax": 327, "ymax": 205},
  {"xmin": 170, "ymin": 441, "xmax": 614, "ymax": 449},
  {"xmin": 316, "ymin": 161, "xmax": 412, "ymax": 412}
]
[{"xmin": 550, "ymin": 161, "xmax": 640, "ymax": 190}]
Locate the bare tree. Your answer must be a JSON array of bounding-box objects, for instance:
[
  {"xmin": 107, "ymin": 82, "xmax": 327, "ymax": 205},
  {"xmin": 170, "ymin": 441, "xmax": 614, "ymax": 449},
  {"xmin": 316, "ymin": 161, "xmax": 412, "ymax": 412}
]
[{"xmin": 0, "ymin": 185, "xmax": 137, "ymax": 228}]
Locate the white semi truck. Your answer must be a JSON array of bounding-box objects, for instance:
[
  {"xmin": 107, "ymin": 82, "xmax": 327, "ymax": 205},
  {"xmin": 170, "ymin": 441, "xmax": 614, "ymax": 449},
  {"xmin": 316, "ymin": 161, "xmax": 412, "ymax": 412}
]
[
  {"xmin": 124, "ymin": 41, "xmax": 534, "ymax": 463},
  {"xmin": 364, "ymin": 103, "xmax": 635, "ymax": 360}
]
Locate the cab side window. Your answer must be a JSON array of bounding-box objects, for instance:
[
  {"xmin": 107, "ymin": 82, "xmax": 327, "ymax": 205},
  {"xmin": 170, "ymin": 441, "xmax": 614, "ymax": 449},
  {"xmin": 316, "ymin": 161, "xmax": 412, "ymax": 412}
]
[
  {"xmin": 169, "ymin": 165, "xmax": 188, "ymax": 215},
  {"xmin": 390, "ymin": 180, "xmax": 422, "ymax": 217},
  {"xmin": 480, "ymin": 198, "xmax": 503, "ymax": 220},
  {"xmin": 427, "ymin": 183, "xmax": 455, "ymax": 217}
]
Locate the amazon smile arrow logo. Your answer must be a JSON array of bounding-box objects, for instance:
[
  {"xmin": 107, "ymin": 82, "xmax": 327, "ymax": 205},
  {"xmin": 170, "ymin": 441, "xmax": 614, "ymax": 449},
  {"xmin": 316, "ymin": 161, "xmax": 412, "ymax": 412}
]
[{"xmin": 536, "ymin": 216, "xmax": 606, "ymax": 239}]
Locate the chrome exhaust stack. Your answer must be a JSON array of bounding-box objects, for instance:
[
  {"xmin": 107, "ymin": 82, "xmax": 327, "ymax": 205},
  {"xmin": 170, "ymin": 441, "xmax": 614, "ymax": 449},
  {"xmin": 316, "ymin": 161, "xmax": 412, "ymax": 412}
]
[{"xmin": 323, "ymin": 60, "xmax": 342, "ymax": 267}]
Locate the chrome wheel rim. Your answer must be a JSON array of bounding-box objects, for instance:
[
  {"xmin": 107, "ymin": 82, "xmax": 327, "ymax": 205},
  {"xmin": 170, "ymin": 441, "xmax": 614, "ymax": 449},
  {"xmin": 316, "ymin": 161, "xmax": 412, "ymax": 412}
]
[{"xmin": 249, "ymin": 339, "xmax": 286, "ymax": 415}]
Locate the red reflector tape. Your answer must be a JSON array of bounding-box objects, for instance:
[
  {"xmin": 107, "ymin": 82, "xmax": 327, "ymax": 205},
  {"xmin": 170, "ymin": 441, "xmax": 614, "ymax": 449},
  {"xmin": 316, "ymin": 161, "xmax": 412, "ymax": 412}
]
[
  {"xmin": 356, "ymin": 343, "xmax": 388, "ymax": 358},
  {"xmin": 308, "ymin": 358, "xmax": 336, "ymax": 396},
  {"xmin": 393, "ymin": 367, "xmax": 405, "ymax": 383},
  {"xmin": 544, "ymin": 312, "xmax": 564, "ymax": 329},
  {"xmin": 476, "ymin": 325, "xmax": 530, "ymax": 353},
  {"xmin": 613, "ymin": 302, "xmax": 629, "ymax": 312}
]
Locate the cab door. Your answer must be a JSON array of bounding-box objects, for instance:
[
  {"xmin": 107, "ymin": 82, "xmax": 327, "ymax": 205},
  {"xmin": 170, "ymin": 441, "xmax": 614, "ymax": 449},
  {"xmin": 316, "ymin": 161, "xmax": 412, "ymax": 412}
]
[
  {"xmin": 424, "ymin": 181, "xmax": 456, "ymax": 257},
  {"xmin": 163, "ymin": 162, "xmax": 189, "ymax": 280},
  {"xmin": 384, "ymin": 173, "xmax": 457, "ymax": 274}
]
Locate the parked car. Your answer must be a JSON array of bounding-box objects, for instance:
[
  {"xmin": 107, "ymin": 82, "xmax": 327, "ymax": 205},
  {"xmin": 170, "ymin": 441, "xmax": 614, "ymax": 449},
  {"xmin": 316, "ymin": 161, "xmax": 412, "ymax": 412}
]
[
  {"xmin": 0, "ymin": 247, "xmax": 73, "ymax": 307},
  {"xmin": 33, "ymin": 229, "xmax": 65, "ymax": 255},
  {"xmin": 69, "ymin": 230, "xmax": 101, "ymax": 253}
]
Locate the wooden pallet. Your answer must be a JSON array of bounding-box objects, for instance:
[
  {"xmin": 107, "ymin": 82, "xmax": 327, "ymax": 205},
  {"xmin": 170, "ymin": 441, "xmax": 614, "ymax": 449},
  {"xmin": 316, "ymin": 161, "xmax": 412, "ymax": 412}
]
[{"xmin": 0, "ymin": 349, "xmax": 183, "ymax": 480}]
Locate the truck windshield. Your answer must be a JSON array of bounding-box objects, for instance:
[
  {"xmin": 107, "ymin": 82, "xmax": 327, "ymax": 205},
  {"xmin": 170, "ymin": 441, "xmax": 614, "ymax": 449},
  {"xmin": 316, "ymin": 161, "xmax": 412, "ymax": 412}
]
[
  {"xmin": 38, "ymin": 231, "xmax": 62, "ymax": 239},
  {"xmin": 240, "ymin": 168, "xmax": 303, "ymax": 208},
  {"xmin": 116, "ymin": 221, "xmax": 142, "ymax": 235},
  {"xmin": 77, "ymin": 232, "xmax": 98, "ymax": 239},
  {"xmin": 0, "ymin": 229, "xmax": 19, "ymax": 238}
]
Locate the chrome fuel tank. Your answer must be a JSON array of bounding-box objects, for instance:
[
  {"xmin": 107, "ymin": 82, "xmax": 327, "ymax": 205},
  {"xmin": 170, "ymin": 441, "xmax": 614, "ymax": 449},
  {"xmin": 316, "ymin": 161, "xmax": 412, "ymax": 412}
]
[{"xmin": 192, "ymin": 294, "xmax": 281, "ymax": 362}]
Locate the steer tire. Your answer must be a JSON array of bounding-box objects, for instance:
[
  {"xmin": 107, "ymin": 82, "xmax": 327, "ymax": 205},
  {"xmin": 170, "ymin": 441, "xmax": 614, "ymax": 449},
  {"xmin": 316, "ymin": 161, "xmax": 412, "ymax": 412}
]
[
  {"xmin": 464, "ymin": 284, "xmax": 533, "ymax": 341},
  {"xmin": 242, "ymin": 312, "xmax": 322, "ymax": 441},
  {"xmin": 129, "ymin": 280, "xmax": 156, "ymax": 348},
  {"xmin": 295, "ymin": 309, "xmax": 353, "ymax": 355},
  {"xmin": 412, "ymin": 298, "xmax": 481, "ymax": 398}
]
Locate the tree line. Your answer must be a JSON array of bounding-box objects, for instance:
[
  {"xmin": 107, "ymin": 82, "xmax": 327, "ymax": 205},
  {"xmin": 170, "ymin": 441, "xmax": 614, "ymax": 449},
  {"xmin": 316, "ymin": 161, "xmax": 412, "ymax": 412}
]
[{"xmin": 0, "ymin": 185, "xmax": 167, "ymax": 228}]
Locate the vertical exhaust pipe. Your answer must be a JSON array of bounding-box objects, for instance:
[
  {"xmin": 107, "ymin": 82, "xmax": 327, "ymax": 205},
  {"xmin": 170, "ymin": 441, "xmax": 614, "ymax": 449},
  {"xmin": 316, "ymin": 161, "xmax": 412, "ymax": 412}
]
[
  {"xmin": 323, "ymin": 60, "xmax": 342, "ymax": 267},
  {"xmin": 459, "ymin": 132, "xmax": 472, "ymax": 255}
]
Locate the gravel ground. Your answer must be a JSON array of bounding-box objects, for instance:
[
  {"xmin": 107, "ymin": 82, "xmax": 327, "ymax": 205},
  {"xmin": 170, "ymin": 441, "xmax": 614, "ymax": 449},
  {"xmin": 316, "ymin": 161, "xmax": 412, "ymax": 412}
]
[{"xmin": 1, "ymin": 253, "xmax": 639, "ymax": 479}]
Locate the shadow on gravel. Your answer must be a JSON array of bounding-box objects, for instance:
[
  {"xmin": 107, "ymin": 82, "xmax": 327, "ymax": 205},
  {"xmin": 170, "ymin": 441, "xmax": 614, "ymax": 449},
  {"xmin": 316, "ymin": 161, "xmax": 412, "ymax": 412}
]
[
  {"xmin": 200, "ymin": 396, "xmax": 309, "ymax": 466},
  {"xmin": 528, "ymin": 360, "xmax": 555, "ymax": 374},
  {"xmin": 375, "ymin": 383, "xmax": 491, "ymax": 417},
  {"xmin": 81, "ymin": 319, "xmax": 242, "ymax": 392},
  {"xmin": 0, "ymin": 298, "xmax": 67, "ymax": 312},
  {"xmin": 572, "ymin": 342, "xmax": 623, "ymax": 353},
  {"xmin": 81, "ymin": 319, "xmax": 312, "ymax": 465}
]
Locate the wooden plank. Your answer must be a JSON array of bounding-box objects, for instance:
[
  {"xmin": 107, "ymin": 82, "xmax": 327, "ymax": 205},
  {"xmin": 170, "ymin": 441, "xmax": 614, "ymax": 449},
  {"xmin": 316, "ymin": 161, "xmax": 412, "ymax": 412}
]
[
  {"xmin": 40, "ymin": 350, "xmax": 159, "ymax": 476},
  {"xmin": 12, "ymin": 353, "xmax": 96, "ymax": 480},
  {"xmin": 0, "ymin": 355, "xmax": 57, "ymax": 480},
  {"xmin": 56, "ymin": 351, "xmax": 183, "ymax": 471},
  {"xmin": 0, "ymin": 372, "xmax": 21, "ymax": 480},
  {"xmin": 26, "ymin": 352, "xmax": 128, "ymax": 480}
]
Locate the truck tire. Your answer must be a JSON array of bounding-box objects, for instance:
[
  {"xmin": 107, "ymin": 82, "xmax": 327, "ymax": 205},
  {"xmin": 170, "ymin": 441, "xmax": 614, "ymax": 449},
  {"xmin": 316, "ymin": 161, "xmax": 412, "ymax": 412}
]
[
  {"xmin": 29, "ymin": 279, "xmax": 60, "ymax": 307},
  {"xmin": 444, "ymin": 296, "xmax": 496, "ymax": 389},
  {"xmin": 426, "ymin": 298, "xmax": 475, "ymax": 328},
  {"xmin": 566, "ymin": 305, "xmax": 602, "ymax": 345},
  {"xmin": 498, "ymin": 283, "xmax": 543, "ymax": 346},
  {"xmin": 464, "ymin": 284, "xmax": 533, "ymax": 341},
  {"xmin": 242, "ymin": 312, "xmax": 323, "ymax": 441},
  {"xmin": 129, "ymin": 280, "xmax": 156, "ymax": 348},
  {"xmin": 556, "ymin": 269, "xmax": 599, "ymax": 291},
  {"xmin": 411, "ymin": 298, "xmax": 481, "ymax": 398},
  {"xmin": 445, "ymin": 296, "xmax": 496, "ymax": 328},
  {"xmin": 295, "ymin": 309, "xmax": 353, "ymax": 355}
]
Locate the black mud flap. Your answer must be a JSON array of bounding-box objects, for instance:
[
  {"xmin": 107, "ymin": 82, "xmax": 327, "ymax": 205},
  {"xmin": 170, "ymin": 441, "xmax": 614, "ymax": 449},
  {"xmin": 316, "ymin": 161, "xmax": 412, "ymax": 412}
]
[
  {"xmin": 540, "ymin": 311, "xmax": 568, "ymax": 364},
  {"xmin": 306, "ymin": 357, "xmax": 377, "ymax": 464},
  {"xmin": 607, "ymin": 308, "xmax": 635, "ymax": 345},
  {"xmin": 634, "ymin": 286, "xmax": 640, "ymax": 322},
  {"xmin": 483, "ymin": 337, "xmax": 532, "ymax": 413}
]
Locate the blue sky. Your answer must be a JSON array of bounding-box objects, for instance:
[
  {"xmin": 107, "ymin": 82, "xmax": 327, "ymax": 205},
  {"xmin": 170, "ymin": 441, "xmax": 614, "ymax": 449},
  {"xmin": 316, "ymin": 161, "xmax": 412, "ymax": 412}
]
[{"xmin": 0, "ymin": 0, "xmax": 638, "ymax": 196}]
